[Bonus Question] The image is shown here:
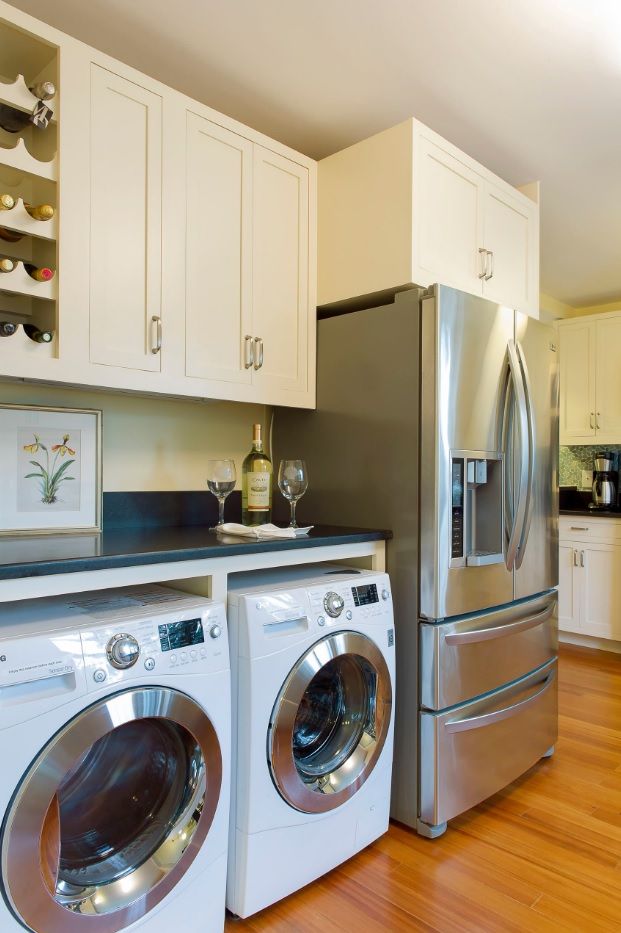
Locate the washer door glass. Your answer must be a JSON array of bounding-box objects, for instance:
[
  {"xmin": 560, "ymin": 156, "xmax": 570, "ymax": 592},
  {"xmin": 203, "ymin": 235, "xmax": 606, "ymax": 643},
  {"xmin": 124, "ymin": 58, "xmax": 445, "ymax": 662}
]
[
  {"xmin": 2, "ymin": 687, "xmax": 222, "ymax": 933},
  {"xmin": 269, "ymin": 631, "xmax": 392, "ymax": 814}
]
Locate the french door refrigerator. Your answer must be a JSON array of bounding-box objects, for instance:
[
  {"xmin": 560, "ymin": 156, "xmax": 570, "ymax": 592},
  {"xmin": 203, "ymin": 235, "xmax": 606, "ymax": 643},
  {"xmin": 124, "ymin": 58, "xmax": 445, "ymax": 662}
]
[{"xmin": 274, "ymin": 284, "xmax": 559, "ymax": 837}]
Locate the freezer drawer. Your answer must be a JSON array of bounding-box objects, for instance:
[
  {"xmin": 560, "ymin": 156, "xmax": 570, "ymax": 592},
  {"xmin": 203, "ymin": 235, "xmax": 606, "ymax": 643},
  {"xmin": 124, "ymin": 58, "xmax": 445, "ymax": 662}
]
[
  {"xmin": 420, "ymin": 591, "xmax": 557, "ymax": 710},
  {"xmin": 419, "ymin": 658, "xmax": 557, "ymax": 829}
]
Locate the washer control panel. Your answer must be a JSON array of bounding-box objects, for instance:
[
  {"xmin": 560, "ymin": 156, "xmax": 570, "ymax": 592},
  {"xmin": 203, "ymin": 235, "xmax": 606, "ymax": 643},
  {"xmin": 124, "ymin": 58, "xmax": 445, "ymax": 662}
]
[{"xmin": 308, "ymin": 576, "xmax": 391, "ymax": 629}]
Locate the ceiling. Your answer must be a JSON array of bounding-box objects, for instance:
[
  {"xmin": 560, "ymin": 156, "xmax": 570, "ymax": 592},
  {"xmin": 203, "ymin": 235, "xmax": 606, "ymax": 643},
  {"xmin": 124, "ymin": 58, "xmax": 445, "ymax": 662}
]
[{"xmin": 7, "ymin": 0, "xmax": 621, "ymax": 308}]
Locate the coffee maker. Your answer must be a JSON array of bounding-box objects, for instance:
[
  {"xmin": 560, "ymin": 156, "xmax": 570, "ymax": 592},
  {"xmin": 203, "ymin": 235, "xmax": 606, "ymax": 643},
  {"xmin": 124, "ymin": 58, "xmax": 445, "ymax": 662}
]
[{"xmin": 590, "ymin": 452, "xmax": 617, "ymax": 510}]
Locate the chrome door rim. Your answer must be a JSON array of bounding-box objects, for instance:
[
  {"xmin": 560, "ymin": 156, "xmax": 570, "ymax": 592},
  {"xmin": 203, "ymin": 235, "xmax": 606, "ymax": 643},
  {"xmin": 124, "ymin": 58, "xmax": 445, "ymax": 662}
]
[
  {"xmin": 2, "ymin": 686, "xmax": 222, "ymax": 933},
  {"xmin": 268, "ymin": 631, "xmax": 392, "ymax": 814}
]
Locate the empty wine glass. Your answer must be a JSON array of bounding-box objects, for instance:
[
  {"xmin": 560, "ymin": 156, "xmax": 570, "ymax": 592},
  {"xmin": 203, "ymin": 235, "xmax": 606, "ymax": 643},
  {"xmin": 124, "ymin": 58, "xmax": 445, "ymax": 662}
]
[
  {"xmin": 278, "ymin": 460, "xmax": 308, "ymax": 528},
  {"xmin": 206, "ymin": 459, "xmax": 236, "ymax": 528}
]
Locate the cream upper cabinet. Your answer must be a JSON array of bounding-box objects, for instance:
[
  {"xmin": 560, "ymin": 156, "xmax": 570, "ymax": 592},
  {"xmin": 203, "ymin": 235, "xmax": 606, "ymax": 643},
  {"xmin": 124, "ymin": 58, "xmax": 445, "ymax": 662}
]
[
  {"xmin": 319, "ymin": 118, "xmax": 540, "ymax": 316},
  {"xmin": 89, "ymin": 64, "xmax": 163, "ymax": 372},
  {"xmin": 252, "ymin": 147, "xmax": 309, "ymax": 396},
  {"xmin": 558, "ymin": 313, "xmax": 621, "ymax": 444},
  {"xmin": 184, "ymin": 114, "xmax": 253, "ymax": 385}
]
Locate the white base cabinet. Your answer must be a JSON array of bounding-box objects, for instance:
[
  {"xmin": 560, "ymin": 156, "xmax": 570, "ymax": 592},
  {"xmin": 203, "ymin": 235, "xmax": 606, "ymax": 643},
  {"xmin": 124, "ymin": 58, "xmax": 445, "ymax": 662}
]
[
  {"xmin": 318, "ymin": 118, "xmax": 539, "ymax": 316},
  {"xmin": 558, "ymin": 312, "xmax": 621, "ymax": 445},
  {"xmin": 558, "ymin": 517, "xmax": 621, "ymax": 641}
]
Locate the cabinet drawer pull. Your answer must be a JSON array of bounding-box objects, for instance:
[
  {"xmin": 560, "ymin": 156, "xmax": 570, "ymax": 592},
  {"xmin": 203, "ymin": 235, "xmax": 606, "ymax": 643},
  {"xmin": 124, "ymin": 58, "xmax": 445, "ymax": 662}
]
[
  {"xmin": 570, "ymin": 526, "xmax": 589, "ymax": 532},
  {"xmin": 253, "ymin": 336, "xmax": 264, "ymax": 370},
  {"xmin": 151, "ymin": 315, "xmax": 162, "ymax": 354},
  {"xmin": 478, "ymin": 247, "xmax": 487, "ymax": 280},
  {"xmin": 485, "ymin": 249, "xmax": 494, "ymax": 281},
  {"xmin": 243, "ymin": 334, "xmax": 254, "ymax": 369}
]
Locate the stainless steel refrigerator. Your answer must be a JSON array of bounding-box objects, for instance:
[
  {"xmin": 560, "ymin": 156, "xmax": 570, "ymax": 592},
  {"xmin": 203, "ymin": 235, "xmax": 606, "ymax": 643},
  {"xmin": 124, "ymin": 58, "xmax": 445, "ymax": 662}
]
[{"xmin": 274, "ymin": 284, "xmax": 559, "ymax": 837}]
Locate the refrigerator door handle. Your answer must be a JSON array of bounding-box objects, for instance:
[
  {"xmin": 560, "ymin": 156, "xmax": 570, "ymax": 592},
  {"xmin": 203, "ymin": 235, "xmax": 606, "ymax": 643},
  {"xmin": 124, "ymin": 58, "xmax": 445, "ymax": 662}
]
[
  {"xmin": 444, "ymin": 666, "xmax": 556, "ymax": 734},
  {"xmin": 505, "ymin": 339, "xmax": 529, "ymax": 571},
  {"xmin": 514, "ymin": 340, "xmax": 536, "ymax": 569},
  {"xmin": 444, "ymin": 602, "xmax": 555, "ymax": 646}
]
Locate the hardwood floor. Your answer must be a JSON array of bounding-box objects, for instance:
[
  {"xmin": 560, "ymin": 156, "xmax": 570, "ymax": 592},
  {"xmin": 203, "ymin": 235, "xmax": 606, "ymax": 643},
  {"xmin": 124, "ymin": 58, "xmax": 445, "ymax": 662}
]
[{"xmin": 225, "ymin": 645, "xmax": 621, "ymax": 932}]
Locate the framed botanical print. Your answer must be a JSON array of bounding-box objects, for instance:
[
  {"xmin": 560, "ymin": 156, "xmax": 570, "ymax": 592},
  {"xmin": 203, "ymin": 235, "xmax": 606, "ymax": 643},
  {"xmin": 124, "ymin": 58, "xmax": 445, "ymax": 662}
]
[{"xmin": 0, "ymin": 405, "xmax": 102, "ymax": 535}]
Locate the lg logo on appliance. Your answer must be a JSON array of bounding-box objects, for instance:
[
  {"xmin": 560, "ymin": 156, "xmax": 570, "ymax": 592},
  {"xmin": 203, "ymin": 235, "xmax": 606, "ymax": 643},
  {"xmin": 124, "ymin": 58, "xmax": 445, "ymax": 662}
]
[{"xmin": 0, "ymin": 655, "xmax": 6, "ymax": 662}]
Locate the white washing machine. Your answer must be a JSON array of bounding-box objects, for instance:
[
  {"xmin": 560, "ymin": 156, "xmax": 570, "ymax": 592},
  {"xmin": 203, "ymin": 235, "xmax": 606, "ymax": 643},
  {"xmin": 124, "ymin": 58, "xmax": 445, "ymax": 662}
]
[
  {"xmin": 227, "ymin": 564, "xmax": 395, "ymax": 918},
  {"xmin": 0, "ymin": 584, "xmax": 230, "ymax": 933}
]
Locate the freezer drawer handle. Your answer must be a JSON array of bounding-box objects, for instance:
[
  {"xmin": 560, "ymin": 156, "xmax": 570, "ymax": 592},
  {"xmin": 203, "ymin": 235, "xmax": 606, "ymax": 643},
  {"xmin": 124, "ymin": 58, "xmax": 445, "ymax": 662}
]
[
  {"xmin": 444, "ymin": 602, "xmax": 555, "ymax": 646},
  {"xmin": 444, "ymin": 667, "xmax": 556, "ymax": 734}
]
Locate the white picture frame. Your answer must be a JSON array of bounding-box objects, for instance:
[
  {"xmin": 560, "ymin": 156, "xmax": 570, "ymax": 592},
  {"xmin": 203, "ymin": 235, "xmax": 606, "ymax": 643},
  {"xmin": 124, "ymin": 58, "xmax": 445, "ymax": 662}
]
[{"xmin": 0, "ymin": 404, "xmax": 102, "ymax": 535}]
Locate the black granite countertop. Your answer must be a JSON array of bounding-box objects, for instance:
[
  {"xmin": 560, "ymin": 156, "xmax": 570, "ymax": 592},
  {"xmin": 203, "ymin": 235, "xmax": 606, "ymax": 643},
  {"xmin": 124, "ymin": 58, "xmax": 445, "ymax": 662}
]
[
  {"xmin": 0, "ymin": 524, "xmax": 391, "ymax": 581},
  {"xmin": 560, "ymin": 509, "xmax": 621, "ymax": 518}
]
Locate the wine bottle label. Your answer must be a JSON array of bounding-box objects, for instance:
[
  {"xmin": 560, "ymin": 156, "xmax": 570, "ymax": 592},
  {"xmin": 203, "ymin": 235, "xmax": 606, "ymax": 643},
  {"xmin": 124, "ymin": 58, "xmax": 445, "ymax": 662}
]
[{"xmin": 247, "ymin": 472, "xmax": 270, "ymax": 510}]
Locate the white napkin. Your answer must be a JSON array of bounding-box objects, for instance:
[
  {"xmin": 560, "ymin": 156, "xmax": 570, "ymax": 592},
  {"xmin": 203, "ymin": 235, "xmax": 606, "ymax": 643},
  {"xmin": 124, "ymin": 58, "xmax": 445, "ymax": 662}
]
[{"xmin": 216, "ymin": 523, "xmax": 313, "ymax": 539}]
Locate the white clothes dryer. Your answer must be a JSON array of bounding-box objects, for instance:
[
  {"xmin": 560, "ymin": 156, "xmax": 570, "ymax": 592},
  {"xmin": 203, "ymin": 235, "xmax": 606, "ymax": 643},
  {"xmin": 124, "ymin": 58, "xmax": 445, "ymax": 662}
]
[
  {"xmin": 0, "ymin": 584, "xmax": 230, "ymax": 933},
  {"xmin": 227, "ymin": 564, "xmax": 395, "ymax": 918}
]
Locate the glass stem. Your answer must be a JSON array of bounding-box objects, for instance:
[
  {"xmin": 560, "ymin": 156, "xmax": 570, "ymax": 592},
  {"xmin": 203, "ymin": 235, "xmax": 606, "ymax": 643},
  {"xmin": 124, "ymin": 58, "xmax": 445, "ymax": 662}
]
[
  {"xmin": 218, "ymin": 497, "xmax": 225, "ymax": 526},
  {"xmin": 290, "ymin": 499, "xmax": 297, "ymax": 528}
]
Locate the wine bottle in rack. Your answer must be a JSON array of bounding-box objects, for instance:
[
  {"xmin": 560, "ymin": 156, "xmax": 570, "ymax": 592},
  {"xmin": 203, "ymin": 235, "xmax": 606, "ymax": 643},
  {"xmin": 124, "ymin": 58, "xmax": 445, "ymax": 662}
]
[
  {"xmin": 24, "ymin": 203, "xmax": 55, "ymax": 221},
  {"xmin": 0, "ymin": 258, "xmax": 16, "ymax": 273},
  {"xmin": 23, "ymin": 324, "xmax": 53, "ymax": 343},
  {"xmin": 0, "ymin": 321, "xmax": 17, "ymax": 336},
  {"xmin": 0, "ymin": 103, "xmax": 32, "ymax": 133},
  {"xmin": 0, "ymin": 194, "xmax": 15, "ymax": 211},
  {"xmin": 24, "ymin": 263, "xmax": 54, "ymax": 282},
  {"xmin": 29, "ymin": 81, "xmax": 56, "ymax": 102},
  {"xmin": 0, "ymin": 227, "xmax": 22, "ymax": 242}
]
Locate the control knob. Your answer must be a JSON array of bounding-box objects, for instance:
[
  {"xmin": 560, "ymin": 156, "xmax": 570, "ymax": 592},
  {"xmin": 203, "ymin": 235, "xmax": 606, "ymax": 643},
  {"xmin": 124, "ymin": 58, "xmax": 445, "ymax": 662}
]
[
  {"xmin": 106, "ymin": 633, "xmax": 140, "ymax": 670},
  {"xmin": 381, "ymin": 589, "xmax": 390, "ymax": 601},
  {"xmin": 323, "ymin": 591, "xmax": 345, "ymax": 618},
  {"xmin": 209, "ymin": 624, "xmax": 222, "ymax": 639}
]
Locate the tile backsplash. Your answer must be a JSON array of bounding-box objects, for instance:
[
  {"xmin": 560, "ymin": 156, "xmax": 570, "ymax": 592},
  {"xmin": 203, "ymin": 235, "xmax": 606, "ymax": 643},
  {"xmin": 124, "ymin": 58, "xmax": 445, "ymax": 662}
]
[{"xmin": 559, "ymin": 445, "xmax": 621, "ymax": 488}]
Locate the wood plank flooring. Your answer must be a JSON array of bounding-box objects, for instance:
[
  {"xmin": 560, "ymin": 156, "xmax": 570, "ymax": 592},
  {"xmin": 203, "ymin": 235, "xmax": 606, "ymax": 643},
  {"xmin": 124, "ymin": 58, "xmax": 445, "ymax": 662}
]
[{"xmin": 225, "ymin": 645, "xmax": 621, "ymax": 932}]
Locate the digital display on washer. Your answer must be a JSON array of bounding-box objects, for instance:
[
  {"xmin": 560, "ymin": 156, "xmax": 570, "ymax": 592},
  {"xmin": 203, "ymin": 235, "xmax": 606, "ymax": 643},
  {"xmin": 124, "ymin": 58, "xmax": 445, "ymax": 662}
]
[
  {"xmin": 352, "ymin": 583, "xmax": 379, "ymax": 606},
  {"xmin": 158, "ymin": 618, "xmax": 204, "ymax": 652}
]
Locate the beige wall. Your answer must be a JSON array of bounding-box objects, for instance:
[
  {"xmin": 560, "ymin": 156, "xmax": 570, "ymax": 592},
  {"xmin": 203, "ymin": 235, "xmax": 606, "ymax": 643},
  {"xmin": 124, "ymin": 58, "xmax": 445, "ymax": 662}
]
[{"xmin": 0, "ymin": 382, "xmax": 266, "ymax": 491}]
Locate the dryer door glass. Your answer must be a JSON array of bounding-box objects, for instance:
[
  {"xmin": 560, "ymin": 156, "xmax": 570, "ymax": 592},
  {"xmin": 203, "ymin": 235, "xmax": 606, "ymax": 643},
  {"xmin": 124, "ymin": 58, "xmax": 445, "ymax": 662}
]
[
  {"xmin": 268, "ymin": 631, "xmax": 392, "ymax": 814},
  {"xmin": 2, "ymin": 687, "xmax": 222, "ymax": 933}
]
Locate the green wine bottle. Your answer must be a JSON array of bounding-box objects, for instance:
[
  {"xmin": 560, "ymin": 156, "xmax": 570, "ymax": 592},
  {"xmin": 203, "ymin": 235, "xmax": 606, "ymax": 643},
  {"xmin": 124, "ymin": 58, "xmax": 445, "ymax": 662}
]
[{"xmin": 241, "ymin": 423, "xmax": 272, "ymax": 526}]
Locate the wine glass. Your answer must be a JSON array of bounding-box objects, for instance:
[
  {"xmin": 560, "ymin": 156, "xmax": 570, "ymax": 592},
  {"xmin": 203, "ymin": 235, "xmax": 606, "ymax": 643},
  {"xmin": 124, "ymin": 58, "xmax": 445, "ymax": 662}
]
[
  {"xmin": 278, "ymin": 460, "xmax": 308, "ymax": 528},
  {"xmin": 206, "ymin": 459, "xmax": 236, "ymax": 528}
]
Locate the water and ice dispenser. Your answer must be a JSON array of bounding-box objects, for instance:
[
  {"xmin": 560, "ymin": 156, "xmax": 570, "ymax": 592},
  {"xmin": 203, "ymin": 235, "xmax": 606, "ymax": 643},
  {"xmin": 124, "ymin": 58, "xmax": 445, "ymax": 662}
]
[{"xmin": 450, "ymin": 452, "xmax": 504, "ymax": 567}]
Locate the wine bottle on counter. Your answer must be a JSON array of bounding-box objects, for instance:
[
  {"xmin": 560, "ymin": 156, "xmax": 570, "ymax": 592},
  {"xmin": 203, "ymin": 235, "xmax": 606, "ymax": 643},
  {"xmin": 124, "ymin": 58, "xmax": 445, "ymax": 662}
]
[
  {"xmin": 0, "ymin": 194, "xmax": 15, "ymax": 211},
  {"xmin": 0, "ymin": 321, "xmax": 17, "ymax": 336},
  {"xmin": 24, "ymin": 263, "xmax": 54, "ymax": 282},
  {"xmin": 241, "ymin": 423, "xmax": 273, "ymax": 526},
  {"xmin": 0, "ymin": 258, "xmax": 16, "ymax": 273},
  {"xmin": 24, "ymin": 202, "xmax": 55, "ymax": 221},
  {"xmin": 29, "ymin": 80, "xmax": 56, "ymax": 102},
  {"xmin": 23, "ymin": 323, "xmax": 53, "ymax": 343}
]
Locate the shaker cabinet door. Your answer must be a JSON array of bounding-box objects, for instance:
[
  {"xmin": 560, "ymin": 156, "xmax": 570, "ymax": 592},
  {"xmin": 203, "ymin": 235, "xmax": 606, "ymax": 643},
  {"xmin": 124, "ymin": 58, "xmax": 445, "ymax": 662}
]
[
  {"xmin": 251, "ymin": 147, "xmax": 309, "ymax": 396},
  {"xmin": 482, "ymin": 183, "xmax": 538, "ymax": 316},
  {"xmin": 558, "ymin": 320, "xmax": 596, "ymax": 443},
  {"xmin": 594, "ymin": 315, "xmax": 621, "ymax": 442},
  {"xmin": 184, "ymin": 114, "xmax": 253, "ymax": 384},
  {"xmin": 580, "ymin": 542, "xmax": 621, "ymax": 640},
  {"xmin": 557, "ymin": 542, "xmax": 580, "ymax": 633},
  {"xmin": 414, "ymin": 136, "xmax": 483, "ymax": 298},
  {"xmin": 89, "ymin": 64, "xmax": 163, "ymax": 372}
]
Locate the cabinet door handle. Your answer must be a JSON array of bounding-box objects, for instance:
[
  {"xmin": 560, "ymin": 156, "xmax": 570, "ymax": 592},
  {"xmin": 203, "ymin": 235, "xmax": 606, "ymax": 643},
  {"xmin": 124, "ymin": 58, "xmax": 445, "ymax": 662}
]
[
  {"xmin": 580, "ymin": 550, "xmax": 585, "ymax": 567},
  {"xmin": 151, "ymin": 315, "xmax": 162, "ymax": 354},
  {"xmin": 590, "ymin": 412, "xmax": 595, "ymax": 429},
  {"xmin": 573, "ymin": 549, "xmax": 578, "ymax": 566},
  {"xmin": 596, "ymin": 411, "xmax": 601, "ymax": 429},
  {"xmin": 485, "ymin": 249, "xmax": 494, "ymax": 281},
  {"xmin": 478, "ymin": 247, "xmax": 488, "ymax": 280},
  {"xmin": 243, "ymin": 334, "xmax": 254, "ymax": 369},
  {"xmin": 253, "ymin": 337, "xmax": 264, "ymax": 371}
]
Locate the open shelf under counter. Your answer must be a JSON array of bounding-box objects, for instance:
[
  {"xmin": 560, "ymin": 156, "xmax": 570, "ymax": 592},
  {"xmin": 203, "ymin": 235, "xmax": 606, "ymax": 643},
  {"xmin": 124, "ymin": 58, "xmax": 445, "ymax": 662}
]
[
  {"xmin": 0, "ymin": 135, "xmax": 56, "ymax": 181},
  {"xmin": 0, "ymin": 73, "xmax": 57, "ymax": 123},
  {"xmin": 0, "ymin": 197, "xmax": 56, "ymax": 240},
  {"xmin": 0, "ymin": 260, "xmax": 56, "ymax": 300}
]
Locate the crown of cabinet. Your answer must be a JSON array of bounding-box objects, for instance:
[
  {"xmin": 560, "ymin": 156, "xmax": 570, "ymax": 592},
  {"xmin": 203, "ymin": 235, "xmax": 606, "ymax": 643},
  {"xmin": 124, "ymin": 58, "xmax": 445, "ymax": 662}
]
[{"xmin": 318, "ymin": 118, "xmax": 539, "ymax": 318}]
